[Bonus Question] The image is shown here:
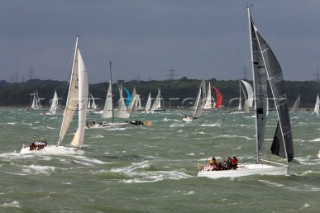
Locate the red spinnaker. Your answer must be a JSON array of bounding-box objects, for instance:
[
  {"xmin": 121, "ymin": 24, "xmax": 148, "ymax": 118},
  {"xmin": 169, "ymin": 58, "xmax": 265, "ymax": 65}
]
[{"xmin": 213, "ymin": 86, "xmax": 223, "ymax": 109}]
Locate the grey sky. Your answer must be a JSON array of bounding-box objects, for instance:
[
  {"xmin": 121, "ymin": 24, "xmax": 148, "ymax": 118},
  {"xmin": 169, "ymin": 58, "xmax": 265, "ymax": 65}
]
[{"xmin": 0, "ymin": 0, "xmax": 319, "ymax": 83}]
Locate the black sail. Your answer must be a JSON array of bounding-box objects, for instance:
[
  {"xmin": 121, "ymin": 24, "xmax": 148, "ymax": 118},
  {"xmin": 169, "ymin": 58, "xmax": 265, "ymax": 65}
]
[
  {"xmin": 248, "ymin": 15, "xmax": 268, "ymax": 163},
  {"xmin": 254, "ymin": 26, "xmax": 294, "ymax": 162}
]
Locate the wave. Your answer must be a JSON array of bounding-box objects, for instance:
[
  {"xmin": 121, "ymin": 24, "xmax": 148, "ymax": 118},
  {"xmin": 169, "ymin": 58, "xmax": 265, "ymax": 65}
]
[
  {"xmin": 0, "ymin": 201, "xmax": 21, "ymax": 209},
  {"xmin": 212, "ymin": 134, "xmax": 254, "ymax": 141},
  {"xmin": 309, "ymin": 138, "xmax": 320, "ymax": 142},
  {"xmin": 201, "ymin": 123, "xmax": 221, "ymax": 127},
  {"xmin": 108, "ymin": 161, "xmax": 192, "ymax": 183},
  {"xmin": 21, "ymin": 164, "xmax": 55, "ymax": 175},
  {"xmin": 73, "ymin": 156, "xmax": 105, "ymax": 165},
  {"xmin": 170, "ymin": 123, "xmax": 185, "ymax": 127}
]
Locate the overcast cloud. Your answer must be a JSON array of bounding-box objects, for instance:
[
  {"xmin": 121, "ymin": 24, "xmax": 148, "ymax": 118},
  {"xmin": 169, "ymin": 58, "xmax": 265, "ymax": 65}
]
[{"xmin": 0, "ymin": 0, "xmax": 319, "ymax": 83}]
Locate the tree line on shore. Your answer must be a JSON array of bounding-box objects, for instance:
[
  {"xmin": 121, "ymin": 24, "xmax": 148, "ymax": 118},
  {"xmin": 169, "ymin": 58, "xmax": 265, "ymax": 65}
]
[{"xmin": 0, "ymin": 78, "xmax": 319, "ymax": 109}]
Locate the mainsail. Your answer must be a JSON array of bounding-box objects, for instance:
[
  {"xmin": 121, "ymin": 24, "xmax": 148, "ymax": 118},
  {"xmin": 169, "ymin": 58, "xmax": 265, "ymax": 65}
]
[
  {"xmin": 49, "ymin": 90, "xmax": 59, "ymax": 115},
  {"xmin": 144, "ymin": 93, "xmax": 152, "ymax": 113},
  {"xmin": 291, "ymin": 94, "xmax": 300, "ymax": 113},
  {"xmin": 116, "ymin": 85, "xmax": 130, "ymax": 118},
  {"xmin": 102, "ymin": 82, "xmax": 113, "ymax": 119},
  {"xmin": 248, "ymin": 7, "xmax": 293, "ymax": 162},
  {"xmin": 59, "ymin": 38, "xmax": 89, "ymax": 147},
  {"xmin": 193, "ymin": 82, "xmax": 204, "ymax": 118},
  {"xmin": 203, "ymin": 81, "xmax": 213, "ymax": 110}
]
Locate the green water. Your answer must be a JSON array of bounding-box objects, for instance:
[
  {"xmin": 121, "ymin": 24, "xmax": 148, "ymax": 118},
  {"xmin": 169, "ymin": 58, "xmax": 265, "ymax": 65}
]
[{"xmin": 0, "ymin": 108, "xmax": 319, "ymax": 213}]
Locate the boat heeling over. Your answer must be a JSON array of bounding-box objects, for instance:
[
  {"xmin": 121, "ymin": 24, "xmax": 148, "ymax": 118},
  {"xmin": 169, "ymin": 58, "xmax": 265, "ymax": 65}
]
[
  {"xmin": 197, "ymin": 161, "xmax": 288, "ymax": 179},
  {"xmin": 20, "ymin": 144, "xmax": 84, "ymax": 155}
]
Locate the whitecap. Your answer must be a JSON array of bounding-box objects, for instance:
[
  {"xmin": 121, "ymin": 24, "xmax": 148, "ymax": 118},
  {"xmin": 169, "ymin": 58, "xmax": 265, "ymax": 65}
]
[
  {"xmin": 73, "ymin": 156, "xmax": 105, "ymax": 165},
  {"xmin": 183, "ymin": 191, "xmax": 195, "ymax": 196},
  {"xmin": 201, "ymin": 123, "xmax": 220, "ymax": 127},
  {"xmin": 22, "ymin": 165, "xmax": 55, "ymax": 175},
  {"xmin": 213, "ymin": 134, "xmax": 253, "ymax": 141},
  {"xmin": 170, "ymin": 123, "xmax": 185, "ymax": 127},
  {"xmin": 0, "ymin": 201, "xmax": 21, "ymax": 208},
  {"xmin": 309, "ymin": 138, "xmax": 320, "ymax": 142}
]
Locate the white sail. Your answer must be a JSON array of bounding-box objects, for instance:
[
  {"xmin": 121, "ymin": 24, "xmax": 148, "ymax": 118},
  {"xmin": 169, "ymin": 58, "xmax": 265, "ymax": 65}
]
[
  {"xmin": 314, "ymin": 94, "xmax": 319, "ymax": 115},
  {"xmin": 145, "ymin": 93, "xmax": 152, "ymax": 113},
  {"xmin": 237, "ymin": 81, "xmax": 242, "ymax": 111},
  {"xmin": 91, "ymin": 94, "xmax": 97, "ymax": 110},
  {"xmin": 241, "ymin": 80, "xmax": 254, "ymax": 108},
  {"xmin": 59, "ymin": 38, "xmax": 88, "ymax": 147},
  {"xmin": 193, "ymin": 84, "xmax": 204, "ymax": 118},
  {"xmin": 128, "ymin": 87, "xmax": 137, "ymax": 113},
  {"xmin": 116, "ymin": 85, "xmax": 130, "ymax": 118},
  {"xmin": 30, "ymin": 90, "xmax": 42, "ymax": 110},
  {"xmin": 150, "ymin": 88, "xmax": 164, "ymax": 112},
  {"xmin": 203, "ymin": 82, "xmax": 213, "ymax": 110},
  {"xmin": 102, "ymin": 82, "xmax": 113, "ymax": 119},
  {"xmin": 49, "ymin": 90, "xmax": 59, "ymax": 115},
  {"xmin": 291, "ymin": 94, "xmax": 300, "ymax": 113},
  {"xmin": 135, "ymin": 94, "xmax": 142, "ymax": 110}
]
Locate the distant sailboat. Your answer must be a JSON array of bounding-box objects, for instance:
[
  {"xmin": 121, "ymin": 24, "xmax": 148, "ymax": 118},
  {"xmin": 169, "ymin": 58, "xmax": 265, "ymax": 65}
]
[
  {"xmin": 213, "ymin": 86, "xmax": 223, "ymax": 109},
  {"xmin": 290, "ymin": 94, "xmax": 300, "ymax": 113},
  {"xmin": 229, "ymin": 80, "xmax": 253, "ymax": 114},
  {"xmin": 144, "ymin": 93, "xmax": 152, "ymax": 114},
  {"xmin": 30, "ymin": 90, "xmax": 43, "ymax": 111},
  {"xmin": 150, "ymin": 88, "xmax": 166, "ymax": 112},
  {"xmin": 203, "ymin": 82, "xmax": 214, "ymax": 110},
  {"xmin": 198, "ymin": 7, "xmax": 294, "ymax": 178},
  {"xmin": 21, "ymin": 38, "xmax": 88, "ymax": 155},
  {"xmin": 88, "ymin": 93, "xmax": 98, "ymax": 111},
  {"xmin": 182, "ymin": 80, "xmax": 205, "ymax": 122},
  {"xmin": 87, "ymin": 61, "xmax": 128, "ymax": 129},
  {"xmin": 313, "ymin": 94, "xmax": 319, "ymax": 115},
  {"xmin": 45, "ymin": 90, "xmax": 59, "ymax": 115}
]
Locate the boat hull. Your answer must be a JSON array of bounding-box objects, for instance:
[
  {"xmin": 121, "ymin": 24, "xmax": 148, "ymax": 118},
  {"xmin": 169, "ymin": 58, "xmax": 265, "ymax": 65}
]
[
  {"xmin": 198, "ymin": 163, "xmax": 288, "ymax": 179},
  {"xmin": 86, "ymin": 122, "xmax": 128, "ymax": 129},
  {"xmin": 20, "ymin": 145, "xmax": 84, "ymax": 155}
]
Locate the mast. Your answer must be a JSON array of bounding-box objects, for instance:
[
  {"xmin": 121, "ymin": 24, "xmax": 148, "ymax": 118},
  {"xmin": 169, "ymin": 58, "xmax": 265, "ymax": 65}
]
[
  {"xmin": 248, "ymin": 6, "xmax": 268, "ymax": 163},
  {"xmin": 109, "ymin": 61, "xmax": 114, "ymax": 123}
]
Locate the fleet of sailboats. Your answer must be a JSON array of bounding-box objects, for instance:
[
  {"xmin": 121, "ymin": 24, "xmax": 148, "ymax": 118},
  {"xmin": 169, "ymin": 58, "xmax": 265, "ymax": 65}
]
[
  {"xmin": 20, "ymin": 38, "xmax": 88, "ymax": 155},
  {"xmin": 198, "ymin": 7, "xmax": 294, "ymax": 178},
  {"xmin": 16, "ymin": 7, "xmax": 320, "ymax": 175}
]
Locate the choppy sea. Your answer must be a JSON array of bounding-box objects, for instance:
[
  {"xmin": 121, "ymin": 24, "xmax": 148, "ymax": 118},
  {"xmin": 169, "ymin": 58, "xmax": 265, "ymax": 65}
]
[{"xmin": 0, "ymin": 107, "xmax": 319, "ymax": 213}]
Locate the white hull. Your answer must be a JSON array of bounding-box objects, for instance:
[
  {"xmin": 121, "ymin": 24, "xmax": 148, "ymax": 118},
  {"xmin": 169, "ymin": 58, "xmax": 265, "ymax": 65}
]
[
  {"xmin": 20, "ymin": 145, "xmax": 84, "ymax": 155},
  {"xmin": 86, "ymin": 122, "xmax": 128, "ymax": 129},
  {"xmin": 198, "ymin": 163, "xmax": 288, "ymax": 179},
  {"xmin": 318, "ymin": 151, "xmax": 320, "ymax": 159}
]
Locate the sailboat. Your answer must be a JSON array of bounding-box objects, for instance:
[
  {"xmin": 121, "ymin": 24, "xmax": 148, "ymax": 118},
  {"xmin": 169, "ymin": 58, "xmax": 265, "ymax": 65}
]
[
  {"xmin": 229, "ymin": 80, "xmax": 253, "ymax": 114},
  {"xmin": 86, "ymin": 61, "xmax": 128, "ymax": 129},
  {"xmin": 88, "ymin": 93, "xmax": 98, "ymax": 111},
  {"xmin": 213, "ymin": 86, "xmax": 223, "ymax": 109},
  {"xmin": 203, "ymin": 82, "xmax": 214, "ymax": 111},
  {"xmin": 20, "ymin": 38, "xmax": 88, "ymax": 155},
  {"xmin": 30, "ymin": 90, "xmax": 43, "ymax": 111},
  {"xmin": 150, "ymin": 88, "xmax": 166, "ymax": 112},
  {"xmin": 313, "ymin": 94, "xmax": 319, "ymax": 115},
  {"xmin": 44, "ymin": 90, "xmax": 59, "ymax": 115},
  {"xmin": 198, "ymin": 7, "xmax": 294, "ymax": 178},
  {"xmin": 144, "ymin": 93, "xmax": 152, "ymax": 114},
  {"xmin": 290, "ymin": 94, "xmax": 300, "ymax": 113},
  {"xmin": 182, "ymin": 80, "xmax": 205, "ymax": 122}
]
